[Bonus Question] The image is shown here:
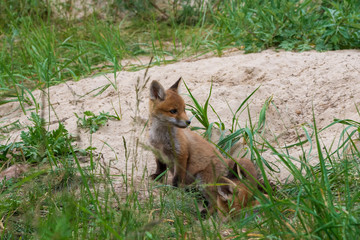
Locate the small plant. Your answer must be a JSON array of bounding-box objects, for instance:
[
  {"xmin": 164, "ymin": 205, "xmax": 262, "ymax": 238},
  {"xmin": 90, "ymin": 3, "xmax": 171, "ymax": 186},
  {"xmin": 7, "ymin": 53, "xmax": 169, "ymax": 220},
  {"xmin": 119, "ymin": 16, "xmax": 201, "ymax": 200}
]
[
  {"xmin": 0, "ymin": 112, "xmax": 76, "ymax": 166},
  {"xmin": 184, "ymin": 81, "xmax": 263, "ymax": 154},
  {"xmin": 75, "ymin": 111, "xmax": 119, "ymax": 134},
  {"xmin": 213, "ymin": 0, "xmax": 360, "ymax": 52},
  {"xmin": 0, "ymin": 120, "xmax": 24, "ymax": 133},
  {"xmin": 0, "ymin": 141, "xmax": 23, "ymax": 163},
  {"xmin": 184, "ymin": 80, "xmax": 215, "ymax": 140},
  {"xmin": 20, "ymin": 113, "xmax": 75, "ymax": 165}
]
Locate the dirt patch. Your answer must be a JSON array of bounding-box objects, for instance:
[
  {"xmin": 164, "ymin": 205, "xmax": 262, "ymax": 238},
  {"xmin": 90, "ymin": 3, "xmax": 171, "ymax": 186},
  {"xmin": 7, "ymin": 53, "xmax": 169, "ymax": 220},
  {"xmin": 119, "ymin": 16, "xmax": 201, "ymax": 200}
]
[
  {"xmin": 1, "ymin": 49, "xmax": 359, "ymax": 183},
  {"xmin": 0, "ymin": 164, "xmax": 30, "ymax": 182}
]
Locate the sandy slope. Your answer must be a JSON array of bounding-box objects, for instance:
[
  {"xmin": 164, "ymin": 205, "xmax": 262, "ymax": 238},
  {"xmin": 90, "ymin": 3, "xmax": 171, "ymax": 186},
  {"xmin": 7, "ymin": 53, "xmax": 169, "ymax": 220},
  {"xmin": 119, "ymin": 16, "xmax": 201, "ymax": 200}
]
[{"xmin": 1, "ymin": 49, "xmax": 359, "ymax": 184}]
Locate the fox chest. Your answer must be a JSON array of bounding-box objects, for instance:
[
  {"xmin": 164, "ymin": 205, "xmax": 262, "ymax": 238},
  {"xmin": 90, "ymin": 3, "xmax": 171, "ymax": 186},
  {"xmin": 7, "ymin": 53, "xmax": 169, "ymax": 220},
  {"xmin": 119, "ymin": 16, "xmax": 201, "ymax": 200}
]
[{"xmin": 149, "ymin": 126, "xmax": 180, "ymax": 159}]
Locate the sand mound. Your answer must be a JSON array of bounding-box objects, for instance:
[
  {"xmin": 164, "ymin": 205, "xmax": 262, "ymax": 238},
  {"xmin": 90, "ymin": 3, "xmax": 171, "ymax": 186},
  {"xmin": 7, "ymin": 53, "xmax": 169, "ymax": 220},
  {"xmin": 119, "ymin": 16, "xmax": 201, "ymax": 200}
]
[{"xmin": 1, "ymin": 49, "xmax": 359, "ymax": 183}]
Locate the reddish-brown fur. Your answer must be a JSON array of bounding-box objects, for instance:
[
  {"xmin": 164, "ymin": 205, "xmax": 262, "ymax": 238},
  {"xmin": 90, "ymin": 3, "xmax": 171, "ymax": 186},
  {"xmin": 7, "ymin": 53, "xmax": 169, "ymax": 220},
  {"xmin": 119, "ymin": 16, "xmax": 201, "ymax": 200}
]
[
  {"xmin": 149, "ymin": 79, "xmax": 259, "ymax": 214},
  {"xmin": 217, "ymin": 171, "xmax": 261, "ymax": 219}
]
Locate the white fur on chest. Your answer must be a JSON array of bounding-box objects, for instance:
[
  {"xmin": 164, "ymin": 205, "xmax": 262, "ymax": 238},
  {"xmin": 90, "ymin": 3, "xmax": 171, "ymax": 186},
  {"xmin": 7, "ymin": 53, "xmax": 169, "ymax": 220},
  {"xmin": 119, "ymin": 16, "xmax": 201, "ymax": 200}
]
[{"xmin": 149, "ymin": 118, "xmax": 180, "ymax": 159}]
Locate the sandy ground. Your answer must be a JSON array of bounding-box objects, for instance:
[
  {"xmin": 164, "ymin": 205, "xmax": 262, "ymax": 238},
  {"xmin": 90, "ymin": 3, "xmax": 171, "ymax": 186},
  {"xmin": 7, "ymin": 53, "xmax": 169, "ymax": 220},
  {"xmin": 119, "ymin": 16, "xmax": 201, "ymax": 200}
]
[{"xmin": 1, "ymin": 49, "xmax": 360, "ymax": 185}]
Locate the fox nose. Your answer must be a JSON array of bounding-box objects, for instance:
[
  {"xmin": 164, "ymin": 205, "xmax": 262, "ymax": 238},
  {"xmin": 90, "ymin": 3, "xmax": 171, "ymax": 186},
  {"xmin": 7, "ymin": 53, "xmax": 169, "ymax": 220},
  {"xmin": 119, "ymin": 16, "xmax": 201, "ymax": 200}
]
[{"xmin": 186, "ymin": 120, "xmax": 191, "ymax": 126}]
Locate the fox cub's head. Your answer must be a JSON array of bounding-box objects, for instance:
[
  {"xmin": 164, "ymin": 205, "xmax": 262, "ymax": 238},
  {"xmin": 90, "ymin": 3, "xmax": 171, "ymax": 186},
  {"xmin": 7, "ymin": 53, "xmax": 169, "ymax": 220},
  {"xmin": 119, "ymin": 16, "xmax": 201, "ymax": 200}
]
[
  {"xmin": 149, "ymin": 78, "xmax": 191, "ymax": 128},
  {"xmin": 217, "ymin": 163, "xmax": 260, "ymax": 219},
  {"xmin": 217, "ymin": 176, "xmax": 253, "ymax": 218}
]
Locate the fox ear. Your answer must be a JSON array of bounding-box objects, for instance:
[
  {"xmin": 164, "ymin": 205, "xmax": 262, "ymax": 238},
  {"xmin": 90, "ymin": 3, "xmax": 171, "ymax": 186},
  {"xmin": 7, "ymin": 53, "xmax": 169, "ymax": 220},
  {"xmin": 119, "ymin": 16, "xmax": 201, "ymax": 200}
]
[
  {"xmin": 169, "ymin": 77, "xmax": 182, "ymax": 92},
  {"xmin": 217, "ymin": 177, "xmax": 235, "ymax": 201},
  {"xmin": 236, "ymin": 164, "xmax": 242, "ymax": 179},
  {"xmin": 150, "ymin": 81, "xmax": 166, "ymax": 101}
]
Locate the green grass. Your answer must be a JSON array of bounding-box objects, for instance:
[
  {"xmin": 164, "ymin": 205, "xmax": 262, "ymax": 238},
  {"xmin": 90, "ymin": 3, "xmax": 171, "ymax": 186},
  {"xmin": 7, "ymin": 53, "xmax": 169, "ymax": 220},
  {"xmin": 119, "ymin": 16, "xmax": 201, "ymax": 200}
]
[
  {"xmin": 1, "ymin": 112, "xmax": 78, "ymax": 165},
  {"xmin": 1, "ymin": 93, "xmax": 359, "ymax": 239},
  {"xmin": 1, "ymin": 0, "xmax": 359, "ymax": 101},
  {"xmin": 0, "ymin": 0, "xmax": 360, "ymax": 239},
  {"xmin": 214, "ymin": 0, "xmax": 360, "ymax": 52},
  {"xmin": 75, "ymin": 111, "xmax": 120, "ymax": 134}
]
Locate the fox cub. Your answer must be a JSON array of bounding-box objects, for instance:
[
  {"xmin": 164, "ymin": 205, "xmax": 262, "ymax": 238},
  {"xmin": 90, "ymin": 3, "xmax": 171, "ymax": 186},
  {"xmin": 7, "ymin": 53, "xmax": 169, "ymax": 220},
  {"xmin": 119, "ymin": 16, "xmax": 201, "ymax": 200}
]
[
  {"xmin": 217, "ymin": 164, "xmax": 262, "ymax": 218},
  {"xmin": 149, "ymin": 78, "xmax": 258, "ymax": 214}
]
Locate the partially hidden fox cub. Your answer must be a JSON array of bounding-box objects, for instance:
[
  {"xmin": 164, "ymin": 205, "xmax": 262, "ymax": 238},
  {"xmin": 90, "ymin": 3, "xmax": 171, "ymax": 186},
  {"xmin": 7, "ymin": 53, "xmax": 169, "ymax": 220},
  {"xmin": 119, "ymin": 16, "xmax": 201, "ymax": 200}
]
[
  {"xmin": 217, "ymin": 164, "xmax": 262, "ymax": 219},
  {"xmin": 149, "ymin": 78, "xmax": 259, "ymax": 214}
]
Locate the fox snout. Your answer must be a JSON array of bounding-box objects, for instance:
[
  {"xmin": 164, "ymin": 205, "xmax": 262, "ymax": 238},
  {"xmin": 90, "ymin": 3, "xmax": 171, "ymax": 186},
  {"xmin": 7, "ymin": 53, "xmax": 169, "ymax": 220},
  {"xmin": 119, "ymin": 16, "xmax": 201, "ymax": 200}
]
[
  {"xmin": 177, "ymin": 110, "xmax": 191, "ymax": 128},
  {"xmin": 175, "ymin": 119, "xmax": 191, "ymax": 128},
  {"xmin": 170, "ymin": 111, "xmax": 191, "ymax": 128}
]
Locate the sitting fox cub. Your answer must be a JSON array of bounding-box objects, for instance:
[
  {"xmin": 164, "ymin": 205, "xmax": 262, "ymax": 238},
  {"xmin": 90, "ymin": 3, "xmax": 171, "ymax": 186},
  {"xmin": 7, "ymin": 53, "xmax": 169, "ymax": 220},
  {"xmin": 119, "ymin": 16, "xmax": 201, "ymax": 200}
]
[{"xmin": 149, "ymin": 78, "xmax": 258, "ymax": 214}]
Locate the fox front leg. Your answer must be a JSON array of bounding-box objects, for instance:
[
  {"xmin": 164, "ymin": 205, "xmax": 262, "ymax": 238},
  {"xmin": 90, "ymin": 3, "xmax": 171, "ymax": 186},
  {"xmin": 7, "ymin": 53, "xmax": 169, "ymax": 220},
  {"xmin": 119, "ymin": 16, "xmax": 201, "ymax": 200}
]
[
  {"xmin": 200, "ymin": 186, "xmax": 217, "ymax": 218},
  {"xmin": 150, "ymin": 158, "xmax": 167, "ymax": 181},
  {"xmin": 172, "ymin": 153, "xmax": 188, "ymax": 187}
]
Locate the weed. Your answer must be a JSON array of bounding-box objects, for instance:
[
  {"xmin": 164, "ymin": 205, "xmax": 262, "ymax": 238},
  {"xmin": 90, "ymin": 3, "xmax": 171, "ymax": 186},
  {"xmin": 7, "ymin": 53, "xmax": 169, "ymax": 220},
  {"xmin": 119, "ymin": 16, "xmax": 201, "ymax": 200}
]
[
  {"xmin": 0, "ymin": 112, "xmax": 76, "ymax": 168},
  {"xmin": 182, "ymin": 82, "xmax": 360, "ymax": 239},
  {"xmin": 184, "ymin": 80, "xmax": 214, "ymax": 140},
  {"xmin": 0, "ymin": 92, "xmax": 359, "ymax": 239},
  {"xmin": 214, "ymin": 0, "xmax": 360, "ymax": 52},
  {"xmin": 0, "ymin": 142, "xmax": 23, "ymax": 163},
  {"xmin": 184, "ymin": 81, "xmax": 263, "ymax": 156},
  {"xmin": 1, "ymin": 0, "xmax": 359, "ymax": 107},
  {"xmin": 21, "ymin": 113, "xmax": 75, "ymax": 165},
  {"xmin": 75, "ymin": 111, "xmax": 119, "ymax": 134}
]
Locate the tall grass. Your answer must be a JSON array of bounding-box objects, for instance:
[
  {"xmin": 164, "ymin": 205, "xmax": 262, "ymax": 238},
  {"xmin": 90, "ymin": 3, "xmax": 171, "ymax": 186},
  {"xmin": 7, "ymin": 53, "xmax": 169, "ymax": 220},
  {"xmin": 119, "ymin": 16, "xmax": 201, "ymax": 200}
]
[
  {"xmin": 1, "ymin": 89, "xmax": 359, "ymax": 238},
  {"xmin": 214, "ymin": 0, "xmax": 360, "ymax": 52},
  {"xmin": 1, "ymin": 0, "xmax": 359, "ymax": 101},
  {"xmin": 0, "ymin": 0, "xmax": 359, "ymax": 239},
  {"xmin": 184, "ymin": 84, "xmax": 360, "ymax": 239}
]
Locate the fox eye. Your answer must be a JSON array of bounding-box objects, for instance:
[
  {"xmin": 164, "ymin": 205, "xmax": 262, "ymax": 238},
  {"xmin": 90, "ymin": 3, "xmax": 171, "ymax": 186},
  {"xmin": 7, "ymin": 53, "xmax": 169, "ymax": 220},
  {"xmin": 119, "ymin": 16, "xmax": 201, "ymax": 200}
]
[{"xmin": 169, "ymin": 109, "xmax": 177, "ymax": 114}]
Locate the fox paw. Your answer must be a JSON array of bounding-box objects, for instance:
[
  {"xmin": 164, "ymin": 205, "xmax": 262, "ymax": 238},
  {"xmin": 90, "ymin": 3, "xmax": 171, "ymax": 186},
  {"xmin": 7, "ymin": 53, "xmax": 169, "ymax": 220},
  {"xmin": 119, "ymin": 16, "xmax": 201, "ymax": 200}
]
[{"xmin": 172, "ymin": 176, "xmax": 180, "ymax": 187}]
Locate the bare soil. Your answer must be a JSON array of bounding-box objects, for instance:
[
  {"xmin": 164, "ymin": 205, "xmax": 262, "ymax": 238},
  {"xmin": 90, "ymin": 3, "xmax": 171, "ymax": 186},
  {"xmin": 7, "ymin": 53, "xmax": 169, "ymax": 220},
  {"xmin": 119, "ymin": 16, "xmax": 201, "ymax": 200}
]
[{"xmin": 1, "ymin": 49, "xmax": 359, "ymax": 184}]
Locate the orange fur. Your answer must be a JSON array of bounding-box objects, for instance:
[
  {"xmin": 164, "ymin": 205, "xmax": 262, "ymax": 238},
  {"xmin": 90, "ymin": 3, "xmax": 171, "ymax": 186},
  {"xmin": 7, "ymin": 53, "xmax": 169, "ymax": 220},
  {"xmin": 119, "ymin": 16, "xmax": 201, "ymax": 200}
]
[
  {"xmin": 149, "ymin": 79, "xmax": 259, "ymax": 214},
  {"xmin": 217, "ymin": 176, "xmax": 260, "ymax": 219}
]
